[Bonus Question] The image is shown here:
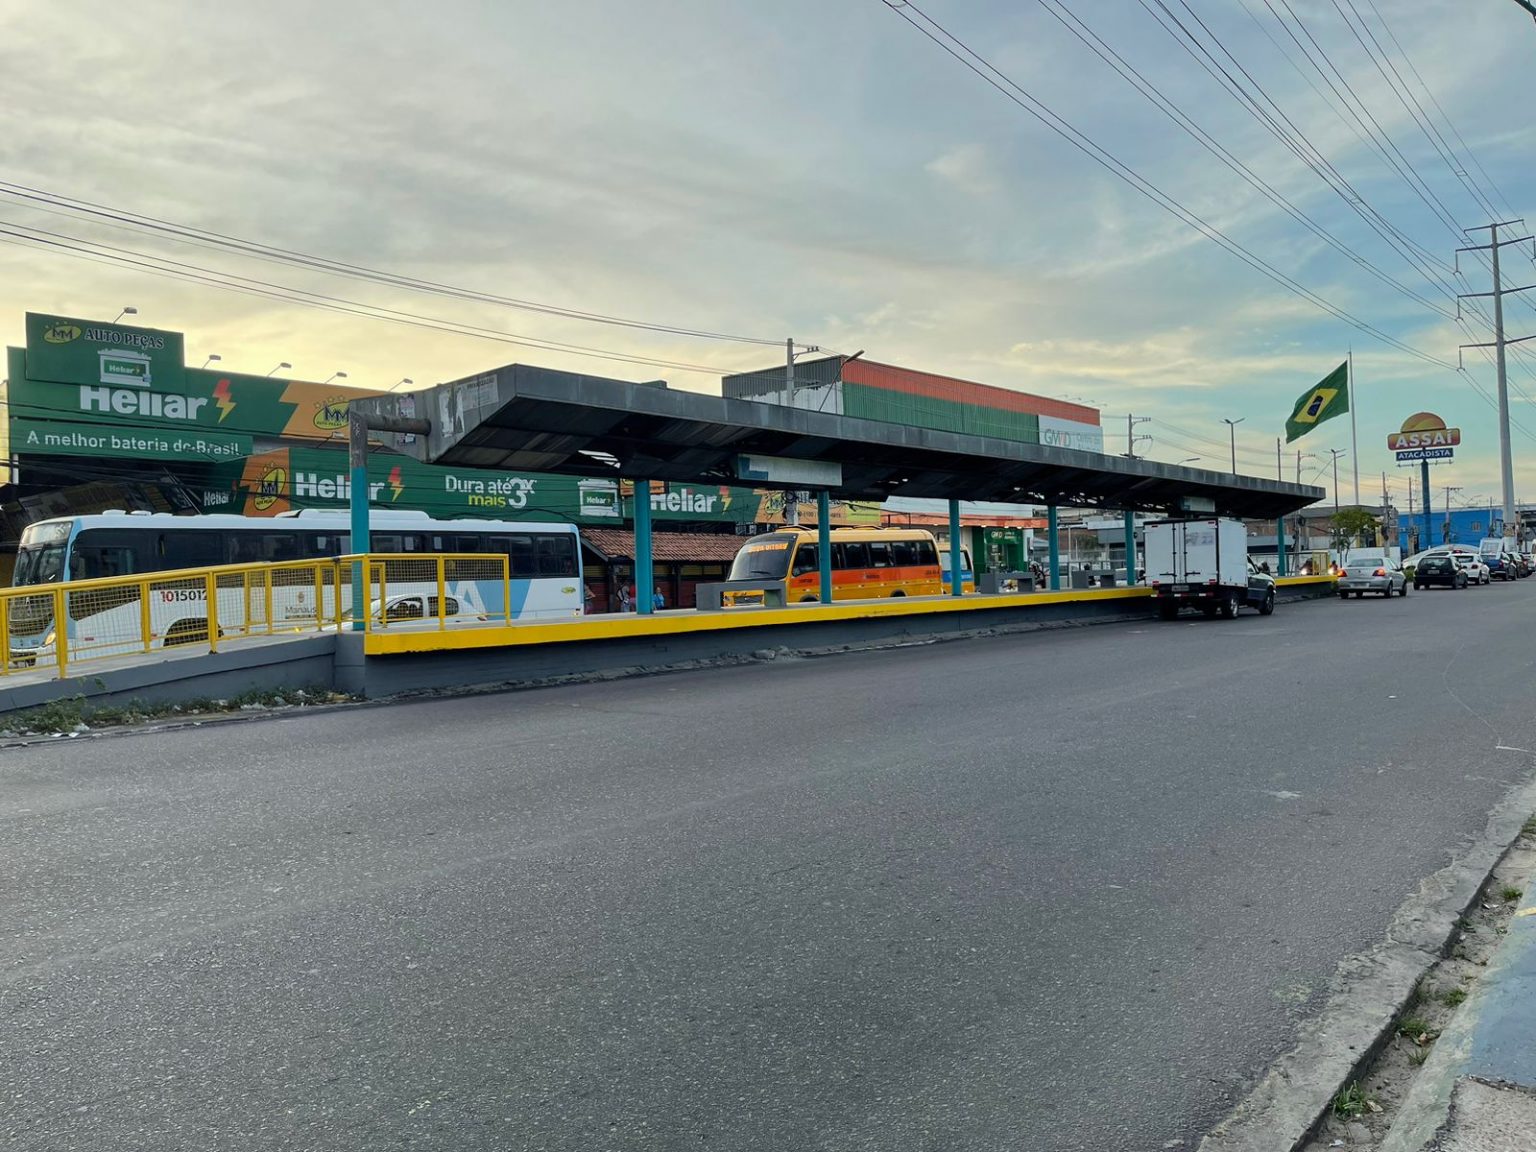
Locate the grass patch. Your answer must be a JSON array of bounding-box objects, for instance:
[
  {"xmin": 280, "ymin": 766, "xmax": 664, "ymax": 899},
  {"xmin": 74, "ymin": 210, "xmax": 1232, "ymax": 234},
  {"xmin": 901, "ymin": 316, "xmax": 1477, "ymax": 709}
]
[
  {"xmin": 1398, "ymin": 1015, "xmax": 1439, "ymax": 1045},
  {"xmin": 1500, "ymin": 884, "xmax": 1524, "ymax": 904},
  {"xmin": 1522, "ymin": 813, "xmax": 1536, "ymax": 837},
  {"xmin": 1440, "ymin": 987, "xmax": 1469, "ymax": 1008},
  {"xmin": 1333, "ymin": 1081, "xmax": 1372, "ymax": 1119},
  {"xmin": 0, "ymin": 685, "xmax": 354, "ymax": 737},
  {"xmin": 1409, "ymin": 1047, "xmax": 1432, "ymax": 1067}
]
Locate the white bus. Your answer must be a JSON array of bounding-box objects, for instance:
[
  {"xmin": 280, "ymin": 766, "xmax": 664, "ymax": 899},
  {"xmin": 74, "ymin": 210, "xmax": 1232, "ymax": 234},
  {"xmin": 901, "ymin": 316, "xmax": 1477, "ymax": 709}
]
[{"xmin": 9, "ymin": 510, "xmax": 584, "ymax": 656}]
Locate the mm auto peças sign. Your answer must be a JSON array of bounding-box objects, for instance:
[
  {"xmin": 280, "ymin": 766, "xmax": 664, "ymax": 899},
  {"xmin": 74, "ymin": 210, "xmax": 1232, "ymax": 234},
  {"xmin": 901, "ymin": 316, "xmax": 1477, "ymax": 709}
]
[{"xmin": 1389, "ymin": 411, "xmax": 1460, "ymax": 464}]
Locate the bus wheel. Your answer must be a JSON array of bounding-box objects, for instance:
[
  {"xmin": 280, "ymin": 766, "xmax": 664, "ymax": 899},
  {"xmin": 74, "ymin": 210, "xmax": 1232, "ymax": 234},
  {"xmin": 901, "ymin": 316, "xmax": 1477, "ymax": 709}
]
[
  {"xmin": 799, "ymin": 594, "xmax": 819, "ymax": 603},
  {"xmin": 163, "ymin": 619, "xmax": 211, "ymax": 646},
  {"xmin": 890, "ymin": 590, "xmax": 906, "ymax": 597}
]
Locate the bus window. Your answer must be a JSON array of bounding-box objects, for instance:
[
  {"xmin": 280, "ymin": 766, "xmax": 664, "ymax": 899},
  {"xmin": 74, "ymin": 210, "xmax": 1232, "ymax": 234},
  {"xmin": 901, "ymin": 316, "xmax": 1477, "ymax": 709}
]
[
  {"xmin": 507, "ymin": 536, "xmax": 535, "ymax": 576},
  {"xmin": 160, "ymin": 531, "xmax": 224, "ymax": 569},
  {"xmin": 868, "ymin": 541, "xmax": 892, "ymax": 568},
  {"xmin": 228, "ymin": 532, "xmax": 299, "ymax": 564},
  {"xmin": 891, "ymin": 540, "xmax": 916, "ymax": 566},
  {"xmin": 70, "ymin": 529, "xmax": 152, "ymax": 580},
  {"xmin": 913, "ymin": 539, "xmax": 939, "ymax": 567},
  {"xmin": 836, "ymin": 542, "xmax": 869, "ymax": 569},
  {"xmin": 535, "ymin": 534, "xmax": 577, "ymax": 576},
  {"xmin": 790, "ymin": 543, "xmax": 821, "ymax": 576}
]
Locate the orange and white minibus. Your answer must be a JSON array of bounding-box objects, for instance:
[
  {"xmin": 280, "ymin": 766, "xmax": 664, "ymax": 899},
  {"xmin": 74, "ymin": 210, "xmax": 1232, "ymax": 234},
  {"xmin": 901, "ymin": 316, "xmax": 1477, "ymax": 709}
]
[{"xmin": 725, "ymin": 526, "xmax": 962, "ymax": 603}]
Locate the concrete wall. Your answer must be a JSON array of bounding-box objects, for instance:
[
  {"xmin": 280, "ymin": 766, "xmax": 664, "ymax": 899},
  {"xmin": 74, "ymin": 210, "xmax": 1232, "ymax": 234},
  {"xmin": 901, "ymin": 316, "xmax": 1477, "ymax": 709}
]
[{"xmin": 0, "ymin": 635, "xmax": 337, "ymax": 716}]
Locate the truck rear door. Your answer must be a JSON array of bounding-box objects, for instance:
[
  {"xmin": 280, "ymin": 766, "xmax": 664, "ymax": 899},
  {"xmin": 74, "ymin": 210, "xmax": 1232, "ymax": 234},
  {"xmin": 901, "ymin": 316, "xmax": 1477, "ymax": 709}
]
[{"xmin": 1180, "ymin": 520, "xmax": 1221, "ymax": 586}]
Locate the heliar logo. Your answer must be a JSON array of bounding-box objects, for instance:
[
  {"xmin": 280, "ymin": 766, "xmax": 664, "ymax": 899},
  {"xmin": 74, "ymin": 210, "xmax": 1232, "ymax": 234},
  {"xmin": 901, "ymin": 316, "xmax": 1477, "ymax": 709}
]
[
  {"xmin": 293, "ymin": 472, "xmax": 386, "ymax": 501},
  {"xmin": 79, "ymin": 385, "xmax": 207, "ymax": 420}
]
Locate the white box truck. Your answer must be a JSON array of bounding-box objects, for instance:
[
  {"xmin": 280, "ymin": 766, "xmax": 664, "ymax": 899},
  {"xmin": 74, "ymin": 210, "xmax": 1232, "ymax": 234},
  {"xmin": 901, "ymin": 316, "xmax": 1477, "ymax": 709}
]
[{"xmin": 1143, "ymin": 517, "xmax": 1276, "ymax": 620}]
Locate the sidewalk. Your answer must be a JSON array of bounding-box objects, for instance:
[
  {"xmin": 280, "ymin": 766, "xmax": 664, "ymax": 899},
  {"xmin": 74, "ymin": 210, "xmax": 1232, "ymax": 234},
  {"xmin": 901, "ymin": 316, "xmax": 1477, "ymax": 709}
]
[{"xmin": 1382, "ymin": 879, "xmax": 1536, "ymax": 1151}]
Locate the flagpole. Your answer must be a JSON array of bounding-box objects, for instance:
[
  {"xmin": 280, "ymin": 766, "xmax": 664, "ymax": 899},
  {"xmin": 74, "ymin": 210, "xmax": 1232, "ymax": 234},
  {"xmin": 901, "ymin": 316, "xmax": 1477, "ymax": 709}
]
[{"xmin": 1348, "ymin": 348, "xmax": 1359, "ymax": 506}]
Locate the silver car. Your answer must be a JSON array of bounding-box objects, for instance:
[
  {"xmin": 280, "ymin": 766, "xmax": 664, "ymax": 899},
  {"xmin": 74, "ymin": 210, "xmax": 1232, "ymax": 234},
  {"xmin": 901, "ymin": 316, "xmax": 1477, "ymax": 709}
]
[{"xmin": 1337, "ymin": 554, "xmax": 1408, "ymax": 599}]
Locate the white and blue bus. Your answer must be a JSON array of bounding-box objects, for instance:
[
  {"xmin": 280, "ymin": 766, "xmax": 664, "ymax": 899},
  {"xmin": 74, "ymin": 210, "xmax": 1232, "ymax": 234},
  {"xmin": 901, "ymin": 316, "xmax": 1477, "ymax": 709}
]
[{"xmin": 10, "ymin": 510, "xmax": 584, "ymax": 653}]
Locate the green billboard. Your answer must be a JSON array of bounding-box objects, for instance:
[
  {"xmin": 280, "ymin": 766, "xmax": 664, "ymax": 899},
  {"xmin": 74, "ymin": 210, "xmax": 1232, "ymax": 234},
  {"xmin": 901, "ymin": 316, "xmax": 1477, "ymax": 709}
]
[{"xmin": 24, "ymin": 312, "xmax": 186, "ymax": 392}]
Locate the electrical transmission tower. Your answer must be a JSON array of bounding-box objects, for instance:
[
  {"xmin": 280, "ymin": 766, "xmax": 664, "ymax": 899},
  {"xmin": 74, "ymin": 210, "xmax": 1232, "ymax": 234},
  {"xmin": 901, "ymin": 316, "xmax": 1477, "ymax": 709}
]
[{"xmin": 1457, "ymin": 220, "xmax": 1536, "ymax": 531}]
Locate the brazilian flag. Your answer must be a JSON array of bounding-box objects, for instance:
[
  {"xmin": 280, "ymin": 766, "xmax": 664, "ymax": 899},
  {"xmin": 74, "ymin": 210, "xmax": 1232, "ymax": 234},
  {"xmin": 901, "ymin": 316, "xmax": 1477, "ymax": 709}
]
[{"xmin": 1285, "ymin": 362, "xmax": 1349, "ymax": 443}]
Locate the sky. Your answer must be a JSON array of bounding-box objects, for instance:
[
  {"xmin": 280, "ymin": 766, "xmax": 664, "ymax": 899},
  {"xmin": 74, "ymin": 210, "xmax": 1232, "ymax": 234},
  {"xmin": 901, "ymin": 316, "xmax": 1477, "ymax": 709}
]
[{"xmin": 0, "ymin": 0, "xmax": 1532, "ymax": 514}]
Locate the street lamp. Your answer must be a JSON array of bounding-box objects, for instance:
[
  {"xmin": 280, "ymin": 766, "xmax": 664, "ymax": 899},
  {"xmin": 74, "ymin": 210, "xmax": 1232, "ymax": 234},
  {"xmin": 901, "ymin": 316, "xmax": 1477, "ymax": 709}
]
[
  {"xmin": 112, "ymin": 306, "xmax": 137, "ymax": 324},
  {"xmin": 201, "ymin": 354, "xmax": 221, "ymax": 369},
  {"xmin": 1178, "ymin": 456, "xmax": 1200, "ymax": 465},
  {"xmin": 265, "ymin": 362, "xmax": 292, "ymax": 377},
  {"xmin": 389, "ymin": 378, "xmax": 414, "ymax": 392},
  {"xmin": 1220, "ymin": 417, "xmax": 1245, "ymax": 473},
  {"xmin": 322, "ymin": 371, "xmax": 348, "ymax": 385}
]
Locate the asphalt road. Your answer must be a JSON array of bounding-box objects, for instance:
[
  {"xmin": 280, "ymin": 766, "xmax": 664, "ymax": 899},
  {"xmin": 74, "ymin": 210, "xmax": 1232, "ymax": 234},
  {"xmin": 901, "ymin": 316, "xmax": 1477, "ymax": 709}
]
[{"xmin": 5, "ymin": 580, "xmax": 1536, "ymax": 1151}]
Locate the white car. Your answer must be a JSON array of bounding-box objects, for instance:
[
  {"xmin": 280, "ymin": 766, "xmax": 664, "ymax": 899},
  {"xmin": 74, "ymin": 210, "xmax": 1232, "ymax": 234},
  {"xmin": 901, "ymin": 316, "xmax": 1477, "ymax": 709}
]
[{"xmin": 1451, "ymin": 553, "xmax": 1490, "ymax": 585}]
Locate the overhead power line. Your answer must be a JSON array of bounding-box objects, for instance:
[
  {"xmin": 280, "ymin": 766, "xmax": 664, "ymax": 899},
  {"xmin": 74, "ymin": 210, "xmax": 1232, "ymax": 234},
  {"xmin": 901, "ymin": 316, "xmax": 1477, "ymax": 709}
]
[
  {"xmin": 878, "ymin": 0, "xmax": 1459, "ymax": 370},
  {"xmin": 0, "ymin": 221, "xmax": 741, "ymax": 378},
  {"xmin": 1031, "ymin": 0, "xmax": 1455, "ymax": 320},
  {"xmin": 0, "ymin": 180, "xmax": 784, "ymax": 348}
]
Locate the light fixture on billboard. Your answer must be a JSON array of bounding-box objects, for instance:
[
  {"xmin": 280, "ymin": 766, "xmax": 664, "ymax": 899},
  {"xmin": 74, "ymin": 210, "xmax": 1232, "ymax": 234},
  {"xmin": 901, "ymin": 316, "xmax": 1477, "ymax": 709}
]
[
  {"xmin": 389, "ymin": 378, "xmax": 415, "ymax": 392},
  {"xmin": 265, "ymin": 362, "xmax": 292, "ymax": 377},
  {"xmin": 113, "ymin": 306, "xmax": 138, "ymax": 324},
  {"xmin": 201, "ymin": 354, "xmax": 222, "ymax": 369},
  {"xmin": 322, "ymin": 371, "xmax": 348, "ymax": 385}
]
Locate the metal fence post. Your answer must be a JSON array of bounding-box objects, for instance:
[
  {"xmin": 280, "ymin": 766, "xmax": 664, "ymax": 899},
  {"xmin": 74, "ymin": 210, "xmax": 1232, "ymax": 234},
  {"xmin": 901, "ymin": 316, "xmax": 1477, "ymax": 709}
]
[
  {"xmin": 139, "ymin": 579, "xmax": 152, "ymax": 653},
  {"xmin": 53, "ymin": 587, "xmax": 68, "ymax": 679},
  {"xmin": 1048, "ymin": 505, "xmax": 1061, "ymax": 591},
  {"xmin": 204, "ymin": 573, "xmax": 219, "ymax": 652},
  {"xmin": 437, "ymin": 557, "xmax": 448, "ymax": 630},
  {"xmin": 817, "ymin": 491, "xmax": 833, "ymax": 603}
]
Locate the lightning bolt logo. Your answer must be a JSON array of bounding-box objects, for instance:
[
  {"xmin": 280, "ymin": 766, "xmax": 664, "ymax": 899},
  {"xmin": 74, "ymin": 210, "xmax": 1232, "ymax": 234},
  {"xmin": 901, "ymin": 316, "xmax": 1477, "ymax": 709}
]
[
  {"xmin": 719, "ymin": 485, "xmax": 732, "ymax": 512},
  {"xmin": 387, "ymin": 465, "xmax": 404, "ymax": 502},
  {"xmin": 212, "ymin": 379, "xmax": 236, "ymax": 423}
]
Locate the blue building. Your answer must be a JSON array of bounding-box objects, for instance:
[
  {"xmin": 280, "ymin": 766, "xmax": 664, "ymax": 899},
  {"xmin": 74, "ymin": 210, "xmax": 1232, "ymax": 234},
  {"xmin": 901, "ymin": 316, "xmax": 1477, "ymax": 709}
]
[{"xmin": 1397, "ymin": 506, "xmax": 1509, "ymax": 554}]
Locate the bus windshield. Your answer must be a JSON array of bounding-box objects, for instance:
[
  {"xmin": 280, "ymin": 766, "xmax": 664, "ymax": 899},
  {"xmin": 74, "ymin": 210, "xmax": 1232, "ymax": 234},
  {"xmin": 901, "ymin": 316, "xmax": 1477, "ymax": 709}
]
[
  {"xmin": 13, "ymin": 544, "xmax": 66, "ymax": 586},
  {"xmin": 729, "ymin": 536, "xmax": 794, "ymax": 580},
  {"xmin": 14, "ymin": 521, "xmax": 72, "ymax": 586}
]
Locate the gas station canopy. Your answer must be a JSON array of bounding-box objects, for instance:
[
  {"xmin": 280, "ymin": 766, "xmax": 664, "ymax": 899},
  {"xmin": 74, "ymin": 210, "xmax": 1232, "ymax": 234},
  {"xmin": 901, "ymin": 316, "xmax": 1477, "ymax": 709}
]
[{"xmin": 358, "ymin": 365, "xmax": 1323, "ymax": 519}]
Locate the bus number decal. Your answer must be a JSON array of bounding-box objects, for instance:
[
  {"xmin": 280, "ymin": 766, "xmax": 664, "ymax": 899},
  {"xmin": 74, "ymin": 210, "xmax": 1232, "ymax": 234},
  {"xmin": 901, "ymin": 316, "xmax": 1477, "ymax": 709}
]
[{"xmin": 159, "ymin": 589, "xmax": 205, "ymax": 603}]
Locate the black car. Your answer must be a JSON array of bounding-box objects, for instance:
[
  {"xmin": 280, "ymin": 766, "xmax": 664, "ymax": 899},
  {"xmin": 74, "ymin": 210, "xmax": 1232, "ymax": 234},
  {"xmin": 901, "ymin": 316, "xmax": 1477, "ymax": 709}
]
[{"xmin": 1413, "ymin": 554, "xmax": 1466, "ymax": 589}]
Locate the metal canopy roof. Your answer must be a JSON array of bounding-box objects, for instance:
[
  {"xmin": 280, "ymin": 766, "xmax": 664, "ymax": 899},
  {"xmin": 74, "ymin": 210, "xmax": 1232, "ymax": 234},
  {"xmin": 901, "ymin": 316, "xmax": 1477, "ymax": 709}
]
[{"xmin": 359, "ymin": 365, "xmax": 1324, "ymax": 518}]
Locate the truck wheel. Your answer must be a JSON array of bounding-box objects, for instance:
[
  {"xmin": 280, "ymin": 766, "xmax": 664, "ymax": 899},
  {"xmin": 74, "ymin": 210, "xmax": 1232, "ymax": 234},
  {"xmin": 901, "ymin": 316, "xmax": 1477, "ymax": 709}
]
[
  {"xmin": 1338, "ymin": 591, "xmax": 1350, "ymax": 600},
  {"xmin": 1201, "ymin": 603, "xmax": 1219, "ymax": 618},
  {"xmin": 1258, "ymin": 588, "xmax": 1275, "ymax": 616},
  {"xmin": 1157, "ymin": 601, "xmax": 1178, "ymax": 621},
  {"xmin": 1220, "ymin": 593, "xmax": 1240, "ymax": 619}
]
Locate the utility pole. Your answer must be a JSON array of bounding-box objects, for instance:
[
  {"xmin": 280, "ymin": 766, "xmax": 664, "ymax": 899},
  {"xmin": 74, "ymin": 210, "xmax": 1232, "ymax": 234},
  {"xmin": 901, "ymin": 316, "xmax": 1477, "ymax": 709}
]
[
  {"xmin": 1275, "ymin": 437, "xmax": 1282, "ymax": 480},
  {"xmin": 1444, "ymin": 485, "xmax": 1462, "ymax": 544},
  {"xmin": 1221, "ymin": 417, "xmax": 1245, "ymax": 473},
  {"xmin": 786, "ymin": 336, "xmax": 795, "ymax": 406},
  {"xmin": 1327, "ymin": 451, "xmax": 1339, "ymax": 549},
  {"xmin": 1124, "ymin": 414, "xmax": 1150, "ymax": 459},
  {"xmin": 1457, "ymin": 221, "xmax": 1535, "ymax": 530}
]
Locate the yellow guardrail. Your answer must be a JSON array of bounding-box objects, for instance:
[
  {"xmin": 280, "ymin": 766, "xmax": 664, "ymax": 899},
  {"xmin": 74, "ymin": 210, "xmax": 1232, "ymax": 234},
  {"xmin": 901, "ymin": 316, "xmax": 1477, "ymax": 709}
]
[{"xmin": 1, "ymin": 553, "xmax": 510, "ymax": 681}]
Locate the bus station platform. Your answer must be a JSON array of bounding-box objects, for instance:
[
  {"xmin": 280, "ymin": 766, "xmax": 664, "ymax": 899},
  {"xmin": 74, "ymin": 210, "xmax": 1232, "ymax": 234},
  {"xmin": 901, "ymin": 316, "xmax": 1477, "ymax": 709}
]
[{"xmin": 0, "ymin": 577, "xmax": 1336, "ymax": 718}]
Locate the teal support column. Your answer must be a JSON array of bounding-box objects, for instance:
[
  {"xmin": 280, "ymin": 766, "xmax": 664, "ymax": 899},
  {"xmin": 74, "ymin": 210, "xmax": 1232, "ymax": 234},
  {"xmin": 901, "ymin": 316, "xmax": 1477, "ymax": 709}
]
[
  {"xmin": 633, "ymin": 481, "xmax": 655, "ymax": 615},
  {"xmin": 1277, "ymin": 516, "xmax": 1288, "ymax": 576},
  {"xmin": 1047, "ymin": 505, "xmax": 1061, "ymax": 591},
  {"xmin": 948, "ymin": 499, "xmax": 964, "ymax": 596},
  {"xmin": 347, "ymin": 411, "xmax": 370, "ymax": 631},
  {"xmin": 1123, "ymin": 511, "xmax": 1136, "ymax": 583},
  {"xmin": 817, "ymin": 491, "xmax": 833, "ymax": 604}
]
